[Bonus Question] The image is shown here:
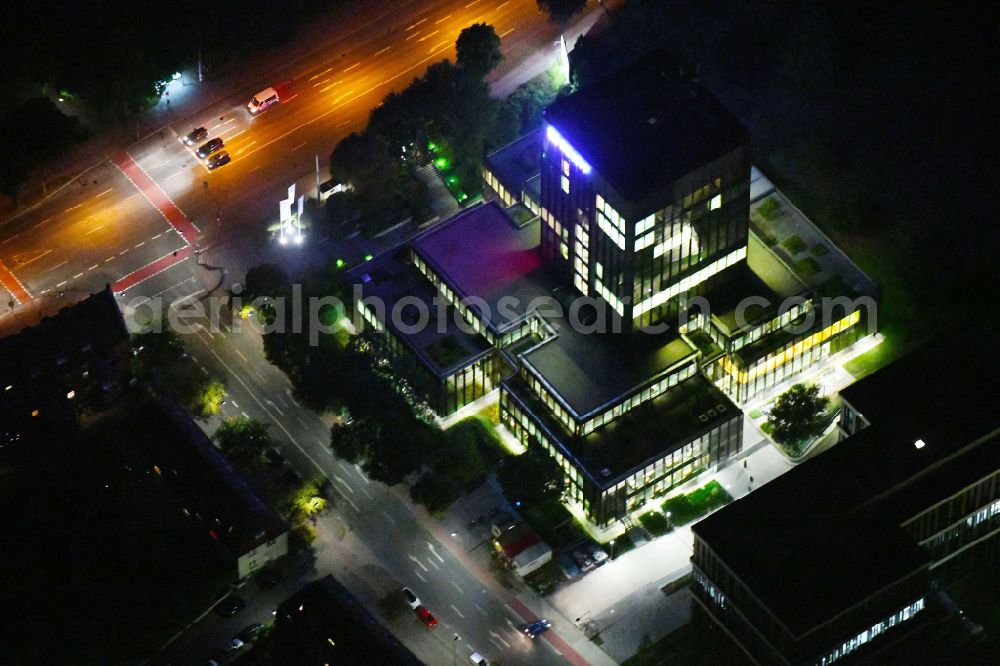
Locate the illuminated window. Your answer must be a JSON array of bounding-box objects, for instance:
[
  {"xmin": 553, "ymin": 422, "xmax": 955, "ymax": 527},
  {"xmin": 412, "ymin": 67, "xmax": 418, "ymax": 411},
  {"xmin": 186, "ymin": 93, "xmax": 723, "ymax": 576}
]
[
  {"xmin": 709, "ymin": 194, "xmax": 722, "ymax": 210},
  {"xmin": 561, "ymin": 174, "xmax": 570, "ymax": 194}
]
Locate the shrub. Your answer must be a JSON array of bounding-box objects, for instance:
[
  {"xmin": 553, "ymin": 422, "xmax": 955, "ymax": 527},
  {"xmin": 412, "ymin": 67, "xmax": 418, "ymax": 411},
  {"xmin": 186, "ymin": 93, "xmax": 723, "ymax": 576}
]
[
  {"xmin": 794, "ymin": 256, "xmax": 822, "ymax": 280},
  {"xmin": 757, "ymin": 197, "xmax": 781, "ymax": 220},
  {"xmin": 638, "ymin": 511, "xmax": 670, "ymax": 536},
  {"xmin": 782, "ymin": 235, "xmax": 808, "ymax": 254}
]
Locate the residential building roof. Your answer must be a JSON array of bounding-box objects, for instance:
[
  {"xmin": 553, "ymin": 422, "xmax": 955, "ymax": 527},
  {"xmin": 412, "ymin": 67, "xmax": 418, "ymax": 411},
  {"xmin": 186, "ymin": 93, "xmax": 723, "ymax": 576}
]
[
  {"xmin": 268, "ymin": 575, "xmax": 421, "ymax": 665},
  {"xmin": 543, "ymin": 51, "xmax": 749, "ymax": 203}
]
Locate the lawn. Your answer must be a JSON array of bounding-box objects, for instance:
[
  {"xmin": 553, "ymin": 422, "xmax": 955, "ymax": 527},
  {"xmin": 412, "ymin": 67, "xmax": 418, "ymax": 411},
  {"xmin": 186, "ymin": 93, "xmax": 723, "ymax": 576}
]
[
  {"xmin": 433, "ymin": 415, "xmax": 508, "ymax": 492},
  {"xmin": 522, "ymin": 500, "xmax": 589, "ymax": 550},
  {"xmin": 661, "ymin": 480, "xmax": 733, "ymax": 526}
]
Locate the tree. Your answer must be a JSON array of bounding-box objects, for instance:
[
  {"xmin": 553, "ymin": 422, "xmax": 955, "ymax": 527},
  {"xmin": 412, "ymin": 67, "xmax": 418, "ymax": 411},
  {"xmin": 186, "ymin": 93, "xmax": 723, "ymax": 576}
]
[
  {"xmin": 410, "ymin": 471, "xmax": 459, "ymax": 515},
  {"xmin": 329, "ymin": 418, "xmax": 380, "ymax": 463},
  {"xmin": 282, "ymin": 478, "xmax": 328, "ymax": 524},
  {"xmin": 537, "ymin": 0, "xmax": 586, "ymax": 23},
  {"xmin": 496, "ymin": 446, "xmax": 565, "ymax": 508},
  {"xmin": 213, "ymin": 417, "xmax": 272, "ymax": 471},
  {"xmin": 198, "ymin": 379, "xmax": 227, "ymax": 417},
  {"xmin": 132, "ymin": 330, "xmax": 221, "ymax": 417},
  {"xmin": 456, "ymin": 23, "xmax": 503, "ymax": 78},
  {"xmin": 768, "ymin": 384, "xmax": 829, "ymax": 450},
  {"xmin": 242, "ymin": 263, "xmax": 292, "ymax": 304}
]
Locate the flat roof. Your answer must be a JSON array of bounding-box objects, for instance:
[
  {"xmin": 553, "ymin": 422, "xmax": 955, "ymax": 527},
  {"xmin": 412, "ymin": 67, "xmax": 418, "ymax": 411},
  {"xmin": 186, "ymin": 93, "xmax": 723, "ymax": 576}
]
[
  {"xmin": 271, "ymin": 575, "xmax": 421, "ymax": 665},
  {"xmin": 505, "ymin": 373, "xmax": 739, "ymax": 485},
  {"xmin": 543, "ymin": 51, "xmax": 748, "ymax": 203},
  {"xmin": 521, "ymin": 317, "xmax": 697, "ymax": 417},
  {"xmin": 694, "ymin": 331, "xmax": 1000, "ymax": 636},
  {"xmin": 349, "ymin": 249, "xmax": 490, "ymax": 376},
  {"xmin": 484, "ymin": 127, "xmax": 543, "ymax": 198},
  {"xmin": 411, "ymin": 201, "xmax": 557, "ymax": 334}
]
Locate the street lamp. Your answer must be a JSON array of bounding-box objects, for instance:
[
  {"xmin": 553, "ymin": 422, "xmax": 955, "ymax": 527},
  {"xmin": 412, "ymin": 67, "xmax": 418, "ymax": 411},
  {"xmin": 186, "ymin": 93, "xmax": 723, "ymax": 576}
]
[
  {"xmin": 666, "ymin": 511, "xmax": 672, "ymax": 529},
  {"xmin": 453, "ymin": 633, "xmax": 460, "ymax": 666},
  {"xmin": 610, "ymin": 538, "xmax": 615, "ymax": 560}
]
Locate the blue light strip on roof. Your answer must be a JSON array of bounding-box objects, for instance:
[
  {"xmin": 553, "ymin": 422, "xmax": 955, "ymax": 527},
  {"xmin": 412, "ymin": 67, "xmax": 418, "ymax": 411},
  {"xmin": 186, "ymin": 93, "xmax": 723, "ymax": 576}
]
[{"xmin": 546, "ymin": 125, "xmax": 592, "ymax": 175}]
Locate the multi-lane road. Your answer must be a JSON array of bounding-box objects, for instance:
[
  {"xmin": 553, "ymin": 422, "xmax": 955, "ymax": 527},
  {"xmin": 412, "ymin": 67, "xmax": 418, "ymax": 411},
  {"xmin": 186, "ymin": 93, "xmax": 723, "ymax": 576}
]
[{"xmin": 0, "ymin": 0, "xmax": 618, "ymax": 664}]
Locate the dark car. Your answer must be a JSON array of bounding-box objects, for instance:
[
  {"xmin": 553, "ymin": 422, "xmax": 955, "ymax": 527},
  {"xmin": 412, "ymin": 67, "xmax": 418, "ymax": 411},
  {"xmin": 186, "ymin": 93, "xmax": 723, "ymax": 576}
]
[
  {"xmin": 206, "ymin": 150, "xmax": 231, "ymax": 170},
  {"xmin": 214, "ymin": 595, "xmax": 246, "ymax": 617},
  {"xmin": 197, "ymin": 138, "xmax": 224, "ymax": 158},
  {"xmin": 183, "ymin": 127, "xmax": 208, "ymax": 146},
  {"xmin": 237, "ymin": 622, "xmax": 264, "ymax": 642},
  {"xmin": 257, "ymin": 568, "xmax": 282, "ymax": 589},
  {"xmin": 523, "ymin": 619, "xmax": 551, "ymax": 638}
]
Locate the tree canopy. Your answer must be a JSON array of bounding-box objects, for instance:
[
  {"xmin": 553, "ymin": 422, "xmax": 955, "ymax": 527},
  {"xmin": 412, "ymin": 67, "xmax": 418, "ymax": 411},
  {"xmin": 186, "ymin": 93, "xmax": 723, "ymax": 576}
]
[
  {"xmin": 496, "ymin": 446, "xmax": 565, "ymax": 509},
  {"xmin": 456, "ymin": 23, "xmax": 503, "ymax": 78},
  {"xmin": 213, "ymin": 417, "xmax": 273, "ymax": 471},
  {"xmin": 537, "ymin": 0, "xmax": 587, "ymax": 23},
  {"xmin": 767, "ymin": 384, "xmax": 829, "ymax": 449}
]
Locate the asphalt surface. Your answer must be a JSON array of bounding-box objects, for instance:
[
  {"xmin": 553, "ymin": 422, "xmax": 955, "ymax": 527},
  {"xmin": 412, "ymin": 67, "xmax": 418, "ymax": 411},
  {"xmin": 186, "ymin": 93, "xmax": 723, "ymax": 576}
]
[{"xmin": 0, "ymin": 1, "xmax": 619, "ymax": 664}]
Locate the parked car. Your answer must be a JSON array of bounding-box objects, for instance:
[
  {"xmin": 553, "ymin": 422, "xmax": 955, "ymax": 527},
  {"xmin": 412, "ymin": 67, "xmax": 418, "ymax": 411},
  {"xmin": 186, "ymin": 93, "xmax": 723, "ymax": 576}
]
[
  {"xmin": 586, "ymin": 543, "xmax": 609, "ymax": 565},
  {"xmin": 415, "ymin": 605, "xmax": 438, "ymax": 628},
  {"xmin": 237, "ymin": 622, "xmax": 264, "ymax": 642},
  {"xmin": 571, "ymin": 550, "xmax": 595, "ymax": 572},
  {"xmin": 523, "ymin": 619, "xmax": 552, "ymax": 638},
  {"xmin": 214, "ymin": 595, "xmax": 246, "ymax": 617},
  {"xmin": 401, "ymin": 587, "xmax": 421, "ymax": 609},
  {"xmin": 214, "ymin": 638, "xmax": 244, "ymax": 658},
  {"xmin": 196, "ymin": 137, "xmax": 224, "ymax": 158},
  {"xmin": 469, "ymin": 652, "xmax": 489, "ymax": 665},
  {"xmin": 206, "ymin": 150, "xmax": 231, "ymax": 170},
  {"xmin": 257, "ymin": 567, "xmax": 282, "ymax": 589}
]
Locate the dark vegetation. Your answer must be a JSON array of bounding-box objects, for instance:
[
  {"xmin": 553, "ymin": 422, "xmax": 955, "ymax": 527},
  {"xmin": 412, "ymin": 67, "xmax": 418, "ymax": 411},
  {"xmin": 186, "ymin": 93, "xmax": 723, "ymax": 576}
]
[{"xmin": 0, "ymin": 97, "xmax": 88, "ymax": 195}]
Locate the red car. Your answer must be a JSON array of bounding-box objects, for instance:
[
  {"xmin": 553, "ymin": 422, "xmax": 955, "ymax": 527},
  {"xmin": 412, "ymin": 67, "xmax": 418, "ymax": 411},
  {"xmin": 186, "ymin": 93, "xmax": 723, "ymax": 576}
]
[{"xmin": 415, "ymin": 605, "xmax": 438, "ymax": 628}]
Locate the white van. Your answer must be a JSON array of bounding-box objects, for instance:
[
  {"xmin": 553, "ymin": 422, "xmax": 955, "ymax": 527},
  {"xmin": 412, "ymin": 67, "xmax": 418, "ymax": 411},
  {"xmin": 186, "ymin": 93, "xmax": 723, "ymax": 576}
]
[{"xmin": 247, "ymin": 87, "xmax": 279, "ymax": 114}]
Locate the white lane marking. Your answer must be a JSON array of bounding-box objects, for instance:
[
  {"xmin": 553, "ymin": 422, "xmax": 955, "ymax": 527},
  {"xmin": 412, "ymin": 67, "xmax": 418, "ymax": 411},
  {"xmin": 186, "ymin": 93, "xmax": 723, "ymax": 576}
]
[
  {"xmin": 95, "ymin": 187, "xmax": 113, "ymax": 197},
  {"xmin": 413, "ymin": 569, "xmax": 427, "ymax": 583},
  {"xmin": 43, "ymin": 260, "xmax": 68, "ymax": 274},
  {"xmin": 435, "ymin": 14, "xmax": 451, "ymax": 24},
  {"xmin": 295, "ymin": 414, "xmax": 308, "ymax": 428},
  {"xmin": 134, "ymin": 241, "xmax": 145, "ymax": 248},
  {"xmin": 343, "ymin": 61, "xmax": 361, "ymax": 72},
  {"xmin": 234, "ymin": 348, "xmax": 249, "ymax": 362},
  {"xmin": 72, "ymin": 272, "xmax": 84, "ymax": 279},
  {"xmin": 84, "ymin": 224, "xmax": 105, "ymax": 235},
  {"xmin": 418, "ymin": 29, "xmax": 440, "ymax": 42},
  {"xmin": 65, "ymin": 203, "xmax": 83, "ymax": 212},
  {"xmin": 409, "ymin": 555, "xmax": 428, "ymax": 572},
  {"xmin": 500, "ymin": 27, "xmax": 515, "ymax": 39},
  {"xmin": 465, "ymin": 0, "xmax": 480, "ymax": 7},
  {"xmin": 450, "ymin": 604, "xmax": 465, "ymax": 619},
  {"xmin": 119, "ymin": 249, "xmax": 129, "ymax": 255},
  {"xmin": 103, "ymin": 256, "xmax": 114, "ymax": 263},
  {"xmin": 489, "ymin": 630, "xmax": 510, "ymax": 648},
  {"xmin": 360, "ymin": 485, "xmax": 372, "ymax": 499},
  {"xmin": 475, "ymin": 604, "xmax": 487, "ymax": 616},
  {"xmin": 427, "ymin": 558, "xmax": 440, "ymax": 570},
  {"xmin": 56, "ymin": 280, "xmax": 67, "ymax": 287},
  {"xmin": 88, "ymin": 264, "xmax": 98, "ymax": 271},
  {"xmin": 165, "ymin": 170, "xmax": 184, "ymax": 182},
  {"xmin": 202, "ymin": 344, "xmax": 359, "ymax": 515},
  {"xmin": 309, "ymin": 66, "xmax": 332, "ymax": 81},
  {"xmin": 373, "ymin": 46, "xmax": 390, "ymax": 56},
  {"xmin": 382, "ymin": 510, "xmax": 396, "ymax": 525},
  {"xmin": 335, "ymin": 475, "xmax": 354, "ymax": 494},
  {"xmin": 335, "ymin": 119, "xmax": 352, "ymax": 128},
  {"xmin": 235, "ymin": 141, "xmax": 257, "ymax": 156},
  {"xmin": 291, "ymin": 142, "xmax": 307, "ymax": 152},
  {"xmin": 450, "ymin": 580, "xmax": 463, "ymax": 594},
  {"xmin": 230, "ymin": 400, "xmax": 239, "ymax": 409},
  {"xmin": 33, "ymin": 217, "xmax": 53, "ymax": 228},
  {"xmin": 152, "ymin": 233, "xmax": 162, "ymax": 240},
  {"xmin": 338, "ymin": 461, "xmax": 352, "ymax": 475},
  {"xmin": 18, "ymin": 249, "xmax": 53, "ymax": 266},
  {"xmin": 1, "ymin": 233, "xmax": 20, "ymax": 245},
  {"xmin": 265, "ymin": 398, "xmax": 284, "ymax": 415},
  {"xmin": 354, "ymin": 464, "xmax": 369, "ymax": 483},
  {"xmin": 428, "ymin": 542, "xmax": 445, "ymax": 563},
  {"xmin": 405, "ymin": 18, "xmax": 427, "ymax": 30}
]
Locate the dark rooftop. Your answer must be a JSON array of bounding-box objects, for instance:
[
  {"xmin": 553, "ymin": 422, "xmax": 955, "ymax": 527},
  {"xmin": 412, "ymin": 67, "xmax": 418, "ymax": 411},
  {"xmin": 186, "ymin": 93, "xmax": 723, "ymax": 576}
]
[
  {"xmin": 543, "ymin": 51, "xmax": 749, "ymax": 203},
  {"xmin": 267, "ymin": 575, "xmax": 421, "ymax": 665},
  {"xmin": 693, "ymin": 332, "xmax": 1000, "ymax": 636},
  {"xmin": 349, "ymin": 248, "xmax": 491, "ymax": 375},
  {"xmin": 505, "ymin": 373, "xmax": 738, "ymax": 485},
  {"xmin": 484, "ymin": 127, "xmax": 543, "ymax": 200},
  {"xmin": 521, "ymin": 316, "xmax": 697, "ymax": 418},
  {"xmin": 411, "ymin": 201, "xmax": 557, "ymax": 334}
]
